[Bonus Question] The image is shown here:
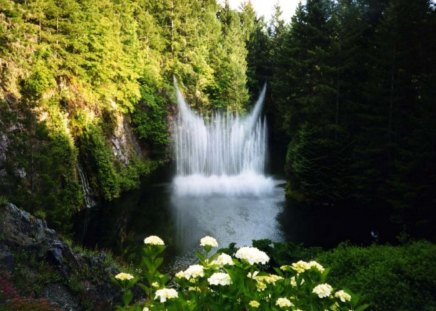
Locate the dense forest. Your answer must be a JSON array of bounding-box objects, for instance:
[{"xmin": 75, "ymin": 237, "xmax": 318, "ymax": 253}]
[
  {"xmin": 1, "ymin": 0, "xmax": 434, "ymax": 241},
  {"xmin": 259, "ymin": 0, "xmax": 436, "ymax": 241}
]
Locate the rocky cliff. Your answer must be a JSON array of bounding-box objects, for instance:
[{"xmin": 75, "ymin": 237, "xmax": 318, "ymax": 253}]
[{"xmin": 0, "ymin": 203, "xmax": 122, "ymax": 310}]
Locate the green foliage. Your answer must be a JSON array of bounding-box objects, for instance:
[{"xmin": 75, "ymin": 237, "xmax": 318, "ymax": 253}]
[
  {"xmin": 80, "ymin": 125, "xmax": 121, "ymax": 201},
  {"xmin": 254, "ymin": 240, "xmax": 436, "ymax": 311},
  {"xmin": 114, "ymin": 236, "xmax": 366, "ymax": 311},
  {"xmin": 118, "ymin": 157, "xmax": 154, "ymax": 192},
  {"xmin": 252, "ymin": 239, "xmax": 324, "ymax": 266},
  {"xmin": 316, "ymin": 241, "xmax": 436, "ymax": 311},
  {"xmin": 11, "ymin": 250, "xmax": 64, "ymax": 296},
  {"xmin": 132, "ymin": 83, "xmax": 170, "ymax": 159},
  {"xmin": 79, "ymin": 123, "xmax": 156, "ymax": 201},
  {"xmin": 0, "ymin": 196, "xmax": 8, "ymax": 206},
  {"xmin": 0, "ymin": 99, "xmax": 82, "ymax": 232},
  {"xmin": 21, "ymin": 62, "xmax": 54, "ymax": 99},
  {"xmin": 285, "ymin": 124, "xmax": 349, "ymax": 202}
]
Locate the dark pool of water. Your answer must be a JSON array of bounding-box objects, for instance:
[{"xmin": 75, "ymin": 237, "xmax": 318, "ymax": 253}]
[
  {"xmin": 73, "ymin": 162, "xmax": 386, "ymax": 271},
  {"xmin": 74, "ymin": 167, "xmax": 286, "ymax": 269}
]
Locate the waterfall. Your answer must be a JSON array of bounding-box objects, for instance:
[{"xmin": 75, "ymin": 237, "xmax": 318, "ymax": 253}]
[
  {"xmin": 172, "ymin": 84, "xmax": 274, "ymax": 196},
  {"xmin": 76, "ymin": 163, "xmax": 96, "ymax": 208}
]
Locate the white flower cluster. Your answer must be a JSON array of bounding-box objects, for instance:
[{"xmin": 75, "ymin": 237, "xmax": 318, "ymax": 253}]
[
  {"xmin": 115, "ymin": 272, "xmax": 134, "ymax": 281},
  {"xmin": 154, "ymin": 288, "xmax": 178, "ymax": 302},
  {"xmin": 276, "ymin": 297, "xmax": 293, "ymax": 308},
  {"xmin": 235, "ymin": 247, "xmax": 269, "ymax": 265},
  {"xmin": 291, "ymin": 260, "xmax": 325, "ymax": 273},
  {"xmin": 247, "ymin": 271, "xmax": 259, "ymax": 279},
  {"xmin": 249, "ymin": 300, "xmax": 260, "ymax": 308},
  {"xmin": 144, "ymin": 235, "xmax": 165, "ymax": 246},
  {"xmin": 175, "ymin": 270, "xmax": 185, "ymax": 279},
  {"xmin": 211, "ymin": 253, "xmax": 234, "ymax": 267},
  {"xmin": 207, "ymin": 272, "xmax": 232, "ymax": 286},
  {"xmin": 312, "ymin": 283, "xmax": 333, "ymax": 298},
  {"xmin": 134, "ymin": 236, "xmax": 358, "ymax": 310},
  {"xmin": 335, "ymin": 290, "xmax": 352, "ymax": 302},
  {"xmin": 255, "ymin": 274, "xmax": 283, "ymax": 285},
  {"xmin": 308, "ymin": 261, "xmax": 325, "ymax": 272},
  {"xmin": 181, "ymin": 264, "xmax": 205, "ymax": 280},
  {"xmin": 200, "ymin": 236, "xmax": 218, "ymax": 247}
]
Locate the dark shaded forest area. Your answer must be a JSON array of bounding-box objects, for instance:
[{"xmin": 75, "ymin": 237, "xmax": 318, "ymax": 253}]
[{"xmin": 251, "ymin": 0, "xmax": 436, "ymax": 241}]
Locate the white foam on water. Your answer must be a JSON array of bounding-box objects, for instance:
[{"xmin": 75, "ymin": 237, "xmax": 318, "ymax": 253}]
[{"xmin": 173, "ymin": 171, "xmax": 275, "ymax": 196}]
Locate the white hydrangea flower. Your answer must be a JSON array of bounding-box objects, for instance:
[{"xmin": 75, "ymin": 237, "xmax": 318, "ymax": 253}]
[
  {"xmin": 115, "ymin": 272, "xmax": 134, "ymax": 281},
  {"xmin": 247, "ymin": 271, "xmax": 259, "ymax": 279},
  {"xmin": 309, "ymin": 261, "xmax": 325, "ymax": 273},
  {"xmin": 144, "ymin": 235, "xmax": 165, "ymax": 246},
  {"xmin": 256, "ymin": 281, "xmax": 267, "ymax": 292},
  {"xmin": 256, "ymin": 274, "xmax": 283, "ymax": 284},
  {"xmin": 275, "ymin": 297, "xmax": 293, "ymax": 308},
  {"xmin": 183, "ymin": 264, "xmax": 204, "ymax": 280},
  {"xmin": 200, "ymin": 236, "xmax": 218, "ymax": 247},
  {"xmin": 211, "ymin": 253, "xmax": 234, "ymax": 266},
  {"xmin": 292, "ymin": 260, "xmax": 311, "ymax": 273},
  {"xmin": 175, "ymin": 270, "xmax": 185, "ymax": 279},
  {"xmin": 249, "ymin": 300, "xmax": 260, "ymax": 308},
  {"xmin": 235, "ymin": 247, "xmax": 269, "ymax": 265},
  {"xmin": 154, "ymin": 288, "xmax": 178, "ymax": 303},
  {"xmin": 335, "ymin": 290, "xmax": 352, "ymax": 302},
  {"xmin": 208, "ymin": 272, "xmax": 232, "ymax": 286},
  {"xmin": 313, "ymin": 283, "xmax": 333, "ymax": 298}
]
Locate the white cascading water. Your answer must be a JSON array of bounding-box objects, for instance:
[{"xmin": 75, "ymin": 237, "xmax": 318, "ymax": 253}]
[
  {"xmin": 76, "ymin": 163, "xmax": 96, "ymax": 208},
  {"xmin": 173, "ymin": 84, "xmax": 274, "ymax": 196}
]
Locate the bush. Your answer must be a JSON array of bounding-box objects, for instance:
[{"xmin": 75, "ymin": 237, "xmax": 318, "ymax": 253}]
[
  {"xmin": 316, "ymin": 241, "xmax": 436, "ymax": 311},
  {"xmin": 113, "ymin": 236, "xmax": 368, "ymax": 311},
  {"xmin": 21, "ymin": 63, "xmax": 54, "ymax": 99}
]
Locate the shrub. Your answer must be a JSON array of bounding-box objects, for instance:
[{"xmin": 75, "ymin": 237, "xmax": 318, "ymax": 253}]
[
  {"xmin": 113, "ymin": 236, "xmax": 368, "ymax": 311},
  {"xmin": 316, "ymin": 241, "xmax": 436, "ymax": 311}
]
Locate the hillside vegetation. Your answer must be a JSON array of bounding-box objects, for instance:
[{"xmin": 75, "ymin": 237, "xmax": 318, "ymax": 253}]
[{"xmin": 0, "ymin": 0, "xmax": 255, "ymax": 232}]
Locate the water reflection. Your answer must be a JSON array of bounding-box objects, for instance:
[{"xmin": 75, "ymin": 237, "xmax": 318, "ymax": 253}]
[
  {"xmin": 170, "ymin": 179, "xmax": 286, "ymax": 255},
  {"xmin": 74, "ymin": 175, "xmax": 286, "ymax": 270},
  {"xmin": 74, "ymin": 175, "xmax": 385, "ymax": 272}
]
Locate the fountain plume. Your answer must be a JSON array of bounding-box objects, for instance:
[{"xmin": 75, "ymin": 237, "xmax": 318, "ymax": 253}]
[{"xmin": 173, "ymin": 84, "xmax": 272, "ymax": 196}]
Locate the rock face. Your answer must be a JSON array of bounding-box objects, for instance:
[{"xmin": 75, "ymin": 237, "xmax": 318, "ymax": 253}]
[
  {"xmin": 110, "ymin": 113, "xmax": 143, "ymax": 166},
  {"xmin": 0, "ymin": 203, "xmax": 121, "ymax": 310}
]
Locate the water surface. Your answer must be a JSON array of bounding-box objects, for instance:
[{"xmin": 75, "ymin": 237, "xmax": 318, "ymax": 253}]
[{"xmin": 74, "ymin": 169, "xmax": 286, "ymax": 269}]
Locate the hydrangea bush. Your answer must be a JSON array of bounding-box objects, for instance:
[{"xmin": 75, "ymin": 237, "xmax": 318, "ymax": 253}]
[{"xmin": 114, "ymin": 236, "xmax": 368, "ymax": 311}]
